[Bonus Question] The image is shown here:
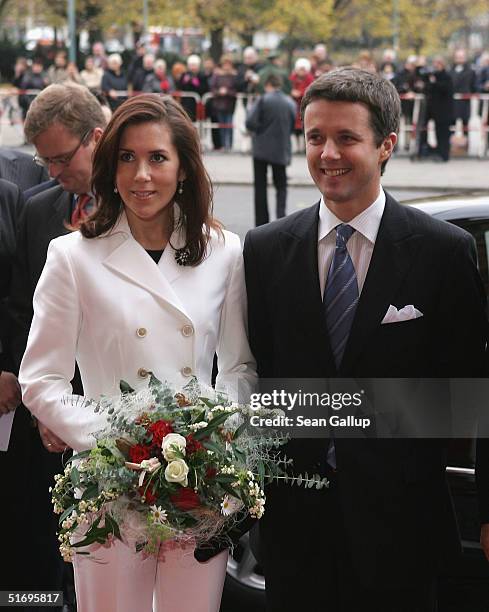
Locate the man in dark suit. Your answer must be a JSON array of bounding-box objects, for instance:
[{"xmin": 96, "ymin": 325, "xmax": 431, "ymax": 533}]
[
  {"xmin": 243, "ymin": 67, "xmax": 487, "ymax": 612},
  {"xmin": 0, "ymin": 147, "xmax": 48, "ymax": 192},
  {"xmin": 3, "ymin": 83, "xmax": 106, "ymax": 606}
]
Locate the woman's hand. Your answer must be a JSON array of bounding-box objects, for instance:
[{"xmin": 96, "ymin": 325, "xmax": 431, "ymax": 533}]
[
  {"xmin": 0, "ymin": 371, "xmax": 21, "ymax": 414},
  {"xmin": 38, "ymin": 421, "xmax": 69, "ymax": 453}
]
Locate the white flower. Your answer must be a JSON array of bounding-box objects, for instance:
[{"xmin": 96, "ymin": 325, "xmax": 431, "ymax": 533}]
[
  {"xmin": 140, "ymin": 457, "xmax": 161, "ymax": 472},
  {"xmin": 189, "ymin": 421, "xmax": 208, "ymax": 432},
  {"xmin": 150, "ymin": 505, "xmax": 168, "ymax": 524},
  {"xmin": 221, "ymin": 495, "xmax": 244, "ymax": 516},
  {"xmin": 162, "ymin": 433, "xmax": 187, "ymax": 461},
  {"xmin": 165, "ymin": 459, "xmax": 189, "ymax": 486}
]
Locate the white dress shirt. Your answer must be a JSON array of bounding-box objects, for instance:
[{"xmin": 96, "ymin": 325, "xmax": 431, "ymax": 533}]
[{"xmin": 318, "ymin": 189, "xmax": 386, "ymax": 296}]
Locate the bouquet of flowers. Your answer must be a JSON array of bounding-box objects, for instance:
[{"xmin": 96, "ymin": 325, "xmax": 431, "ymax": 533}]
[{"xmin": 52, "ymin": 375, "xmax": 292, "ymax": 561}]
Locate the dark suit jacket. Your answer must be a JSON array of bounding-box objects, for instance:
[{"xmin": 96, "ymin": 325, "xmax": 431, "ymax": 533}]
[
  {"xmin": 243, "ymin": 193, "xmax": 487, "ymax": 602},
  {"xmin": 1, "ymin": 186, "xmax": 69, "ymax": 594},
  {"xmin": 9, "ymin": 185, "xmax": 72, "ymax": 369},
  {"xmin": 0, "ymin": 148, "xmax": 48, "ymax": 193},
  {"xmin": 0, "ymin": 179, "xmax": 24, "ymax": 371}
]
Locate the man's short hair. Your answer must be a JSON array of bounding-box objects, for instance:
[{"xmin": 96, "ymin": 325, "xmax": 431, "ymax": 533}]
[
  {"xmin": 264, "ymin": 73, "xmax": 282, "ymax": 89},
  {"xmin": 24, "ymin": 83, "xmax": 107, "ymax": 143},
  {"xmin": 301, "ymin": 66, "xmax": 401, "ymax": 145}
]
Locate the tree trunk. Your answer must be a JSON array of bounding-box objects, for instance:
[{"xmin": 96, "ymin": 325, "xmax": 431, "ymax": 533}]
[
  {"xmin": 210, "ymin": 27, "xmax": 224, "ymax": 64},
  {"xmin": 240, "ymin": 30, "xmax": 254, "ymax": 48}
]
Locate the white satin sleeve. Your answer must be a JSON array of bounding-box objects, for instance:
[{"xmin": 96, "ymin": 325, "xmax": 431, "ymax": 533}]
[{"xmin": 19, "ymin": 237, "xmax": 105, "ymax": 451}]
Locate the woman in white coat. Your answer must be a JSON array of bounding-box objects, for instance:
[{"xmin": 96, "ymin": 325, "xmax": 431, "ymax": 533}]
[{"xmin": 19, "ymin": 94, "xmax": 257, "ymax": 612}]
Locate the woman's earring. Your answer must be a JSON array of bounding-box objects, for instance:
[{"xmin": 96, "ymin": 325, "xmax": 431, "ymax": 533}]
[
  {"xmin": 113, "ymin": 186, "xmax": 118, "ymax": 194},
  {"xmin": 178, "ymin": 181, "xmax": 184, "ymax": 195}
]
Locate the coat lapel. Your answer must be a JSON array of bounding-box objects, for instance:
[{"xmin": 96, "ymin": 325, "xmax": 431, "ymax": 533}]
[
  {"xmin": 102, "ymin": 212, "xmax": 191, "ymax": 320},
  {"xmin": 278, "ymin": 203, "xmax": 337, "ymax": 371},
  {"xmin": 339, "ymin": 194, "xmax": 421, "ymax": 373}
]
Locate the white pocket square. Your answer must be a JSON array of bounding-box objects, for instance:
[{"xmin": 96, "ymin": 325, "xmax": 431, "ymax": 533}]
[{"xmin": 381, "ymin": 304, "xmax": 423, "ymax": 324}]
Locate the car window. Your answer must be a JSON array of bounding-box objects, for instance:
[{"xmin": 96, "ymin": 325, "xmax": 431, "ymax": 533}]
[{"xmin": 448, "ymin": 218, "xmax": 489, "ymax": 296}]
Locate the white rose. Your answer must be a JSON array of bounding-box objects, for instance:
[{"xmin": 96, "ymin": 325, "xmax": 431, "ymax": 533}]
[
  {"xmin": 161, "ymin": 433, "xmax": 187, "ymax": 461},
  {"xmin": 165, "ymin": 459, "xmax": 189, "ymax": 486}
]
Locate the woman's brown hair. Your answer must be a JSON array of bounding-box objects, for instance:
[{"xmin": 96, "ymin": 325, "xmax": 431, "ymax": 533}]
[{"xmin": 81, "ymin": 93, "xmax": 221, "ymax": 266}]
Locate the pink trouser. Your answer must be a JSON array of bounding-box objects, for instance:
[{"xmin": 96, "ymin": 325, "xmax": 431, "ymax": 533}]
[{"xmin": 72, "ymin": 540, "xmax": 228, "ymax": 612}]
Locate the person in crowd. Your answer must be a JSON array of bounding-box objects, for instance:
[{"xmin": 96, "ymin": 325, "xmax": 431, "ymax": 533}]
[
  {"xmin": 203, "ymin": 58, "xmax": 222, "ymax": 150},
  {"xmin": 449, "ymin": 48, "xmax": 477, "ymax": 150},
  {"xmin": 314, "ymin": 58, "xmax": 335, "ymax": 78},
  {"xmin": 0, "ymin": 179, "xmax": 28, "ymax": 597},
  {"xmin": 245, "ymin": 73, "xmax": 296, "ymax": 226},
  {"xmin": 91, "ymin": 41, "xmax": 108, "ymax": 70},
  {"xmin": 127, "ymin": 41, "xmax": 146, "ymax": 91},
  {"xmin": 393, "ymin": 55, "xmax": 419, "ymax": 129},
  {"xmin": 236, "ymin": 46, "xmax": 262, "ymax": 100},
  {"xmin": 143, "ymin": 58, "xmax": 175, "ymax": 94},
  {"xmin": 102, "ymin": 53, "xmax": 127, "ymax": 111},
  {"xmin": 5, "ymin": 83, "xmax": 108, "ymax": 609},
  {"xmin": 380, "ymin": 48, "xmax": 398, "ymax": 74},
  {"xmin": 19, "ymin": 93, "xmax": 256, "ymax": 612},
  {"xmin": 289, "ymin": 57, "xmax": 314, "ymax": 152},
  {"xmin": 210, "ymin": 55, "xmax": 238, "ymax": 151},
  {"xmin": 132, "ymin": 53, "xmax": 156, "ymax": 93},
  {"xmin": 12, "ymin": 56, "xmax": 28, "ymax": 120},
  {"xmin": 47, "ymin": 51, "xmax": 69, "ymax": 85},
  {"xmin": 80, "ymin": 55, "xmax": 104, "ymax": 92},
  {"xmin": 258, "ymin": 51, "xmax": 291, "ymax": 94},
  {"xmin": 418, "ymin": 56, "xmax": 454, "ymax": 161},
  {"xmin": 171, "ymin": 60, "xmax": 187, "ymax": 84},
  {"xmin": 0, "ymin": 148, "xmax": 48, "ymax": 193},
  {"xmin": 66, "ymin": 61, "xmax": 84, "ymax": 85},
  {"xmin": 310, "ymin": 43, "xmax": 328, "ymax": 76},
  {"xmin": 178, "ymin": 54, "xmax": 209, "ymax": 122},
  {"xmin": 18, "ymin": 58, "xmax": 47, "ymax": 120},
  {"xmin": 476, "ymin": 51, "xmax": 489, "ymax": 94},
  {"xmin": 353, "ymin": 50, "xmax": 377, "ymax": 73},
  {"xmin": 243, "ymin": 66, "xmax": 487, "ymax": 612}
]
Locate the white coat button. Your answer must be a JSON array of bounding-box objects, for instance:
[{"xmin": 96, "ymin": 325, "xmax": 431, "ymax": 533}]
[
  {"xmin": 181, "ymin": 325, "xmax": 194, "ymax": 337},
  {"xmin": 136, "ymin": 327, "xmax": 147, "ymax": 338},
  {"xmin": 137, "ymin": 368, "xmax": 149, "ymax": 378},
  {"xmin": 181, "ymin": 366, "xmax": 193, "ymax": 377}
]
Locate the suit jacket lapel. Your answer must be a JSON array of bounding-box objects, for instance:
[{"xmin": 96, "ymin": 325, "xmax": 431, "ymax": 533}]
[
  {"xmin": 103, "ymin": 212, "xmax": 191, "ymax": 320},
  {"xmin": 279, "ymin": 202, "xmax": 337, "ymax": 371},
  {"xmin": 340, "ymin": 193, "xmax": 421, "ymax": 373}
]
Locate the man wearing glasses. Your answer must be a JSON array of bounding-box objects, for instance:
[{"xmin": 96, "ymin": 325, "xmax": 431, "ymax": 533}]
[{"xmin": 2, "ymin": 83, "xmax": 107, "ymax": 606}]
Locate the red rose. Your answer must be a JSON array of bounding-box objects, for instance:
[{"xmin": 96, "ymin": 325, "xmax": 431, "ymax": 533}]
[
  {"xmin": 170, "ymin": 487, "xmax": 201, "ymax": 511},
  {"xmin": 129, "ymin": 444, "xmax": 151, "ymax": 464},
  {"xmin": 147, "ymin": 420, "xmax": 174, "ymax": 446},
  {"xmin": 205, "ymin": 467, "xmax": 217, "ymax": 479},
  {"xmin": 139, "ymin": 483, "xmax": 157, "ymax": 505},
  {"xmin": 185, "ymin": 434, "xmax": 204, "ymax": 455}
]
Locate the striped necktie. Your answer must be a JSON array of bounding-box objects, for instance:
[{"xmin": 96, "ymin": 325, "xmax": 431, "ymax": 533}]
[
  {"xmin": 71, "ymin": 193, "xmax": 93, "ymax": 227},
  {"xmin": 324, "ymin": 224, "xmax": 359, "ymax": 369}
]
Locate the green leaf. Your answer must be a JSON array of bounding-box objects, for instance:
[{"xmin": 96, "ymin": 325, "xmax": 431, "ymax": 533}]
[
  {"xmin": 232, "ymin": 422, "xmax": 247, "ymax": 440},
  {"xmin": 202, "ymin": 440, "xmax": 221, "ymax": 454},
  {"xmin": 70, "ymin": 467, "xmax": 80, "ymax": 487},
  {"xmin": 58, "ymin": 504, "xmax": 77, "ymax": 526},
  {"xmin": 215, "ymin": 474, "xmax": 238, "ymax": 483},
  {"xmin": 81, "ymin": 484, "xmax": 99, "ymax": 500},
  {"xmin": 220, "ymin": 482, "xmax": 240, "ymax": 498},
  {"xmin": 64, "ymin": 450, "xmax": 91, "ymax": 463}
]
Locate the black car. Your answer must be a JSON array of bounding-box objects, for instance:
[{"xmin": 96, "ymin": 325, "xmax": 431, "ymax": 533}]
[{"xmin": 221, "ymin": 195, "xmax": 489, "ymax": 612}]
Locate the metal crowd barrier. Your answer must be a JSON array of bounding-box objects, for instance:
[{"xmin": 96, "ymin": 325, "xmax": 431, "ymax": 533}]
[{"xmin": 1, "ymin": 88, "xmax": 488, "ymax": 158}]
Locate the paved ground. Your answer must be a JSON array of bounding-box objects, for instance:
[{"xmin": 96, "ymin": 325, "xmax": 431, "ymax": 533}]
[{"xmin": 204, "ymin": 150, "xmax": 488, "ymax": 192}]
